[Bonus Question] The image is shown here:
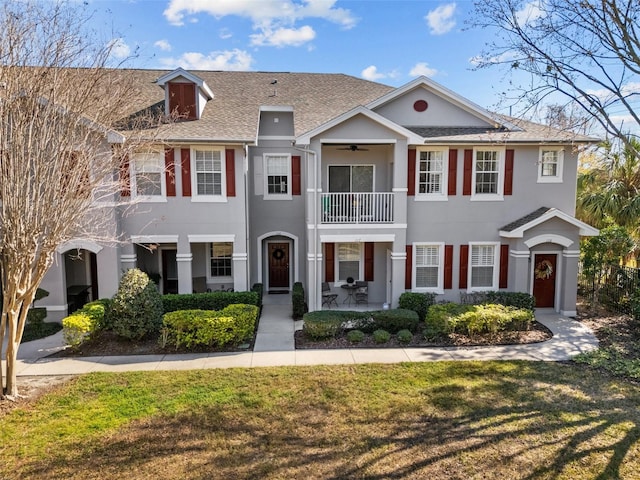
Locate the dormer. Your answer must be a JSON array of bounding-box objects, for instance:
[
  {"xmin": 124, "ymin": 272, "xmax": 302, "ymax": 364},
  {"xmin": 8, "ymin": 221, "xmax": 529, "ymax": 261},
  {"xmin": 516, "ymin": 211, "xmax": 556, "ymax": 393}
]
[{"xmin": 155, "ymin": 68, "xmax": 214, "ymax": 121}]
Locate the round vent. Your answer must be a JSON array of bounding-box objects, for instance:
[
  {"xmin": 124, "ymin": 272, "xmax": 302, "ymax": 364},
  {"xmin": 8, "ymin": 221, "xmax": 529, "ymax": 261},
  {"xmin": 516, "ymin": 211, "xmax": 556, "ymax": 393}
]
[{"xmin": 413, "ymin": 100, "xmax": 429, "ymax": 112}]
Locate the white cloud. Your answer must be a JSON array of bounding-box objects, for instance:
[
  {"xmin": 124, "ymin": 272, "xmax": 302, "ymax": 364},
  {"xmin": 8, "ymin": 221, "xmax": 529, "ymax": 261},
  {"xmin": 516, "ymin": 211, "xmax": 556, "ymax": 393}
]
[
  {"xmin": 586, "ymin": 82, "xmax": 640, "ymax": 101},
  {"xmin": 410, "ymin": 62, "xmax": 438, "ymax": 78},
  {"xmin": 154, "ymin": 39, "xmax": 172, "ymax": 52},
  {"xmin": 250, "ymin": 25, "xmax": 316, "ymax": 47},
  {"xmin": 163, "ymin": 0, "xmax": 356, "ymax": 47},
  {"xmin": 219, "ymin": 28, "xmax": 233, "ymax": 40},
  {"xmin": 360, "ymin": 65, "xmax": 399, "ymax": 82},
  {"xmin": 425, "ymin": 3, "xmax": 456, "ymax": 35},
  {"xmin": 514, "ymin": 0, "xmax": 545, "ymax": 27},
  {"xmin": 108, "ymin": 38, "xmax": 131, "ymax": 59},
  {"xmin": 159, "ymin": 49, "xmax": 254, "ymax": 71}
]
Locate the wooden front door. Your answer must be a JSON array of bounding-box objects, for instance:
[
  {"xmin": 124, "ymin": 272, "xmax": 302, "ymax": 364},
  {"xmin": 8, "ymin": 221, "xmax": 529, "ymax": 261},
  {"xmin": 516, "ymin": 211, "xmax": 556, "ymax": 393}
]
[
  {"xmin": 268, "ymin": 243, "xmax": 290, "ymax": 289},
  {"xmin": 533, "ymin": 254, "xmax": 557, "ymax": 308}
]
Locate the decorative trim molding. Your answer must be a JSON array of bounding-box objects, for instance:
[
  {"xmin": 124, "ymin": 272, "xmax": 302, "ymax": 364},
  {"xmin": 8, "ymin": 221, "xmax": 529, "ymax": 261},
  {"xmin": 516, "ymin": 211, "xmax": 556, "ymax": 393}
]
[
  {"xmin": 130, "ymin": 235, "xmax": 179, "ymax": 244},
  {"xmin": 320, "ymin": 233, "xmax": 395, "ymax": 243},
  {"xmin": 524, "ymin": 234, "xmax": 573, "ymax": 248},
  {"xmin": 318, "ymin": 223, "xmax": 407, "ymax": 230},
  {"xmin": 187, "ymin": 234, "xmax": 235, "ymax": 243},
  {"xmin": 41, "ymin": 304, "xmax": 68, "ymax": 312},
  {"xmin": 390, "ymin": 252, "xmax": 407, "ymax": 261},
  {"xmin": 176, "ymin": 253, "xmax": 193, "ymax": 262},
  {"xmin": 510, "ymin": 250, "xmax": 530, "ymax": 258},
  {"xmin": 562, "ymin": 250, "xmax": 581, "ymax": 258},
  {"xmin": 232, "ymin": 253, "xmax": 248, "ymax": 261},
  {"xmin": 57, "ymin": 239, "xmax": 104, "ymax": 254},
  {"xmin": 120, "ymin": 254, "xmax": 137, "ymax": 263}
]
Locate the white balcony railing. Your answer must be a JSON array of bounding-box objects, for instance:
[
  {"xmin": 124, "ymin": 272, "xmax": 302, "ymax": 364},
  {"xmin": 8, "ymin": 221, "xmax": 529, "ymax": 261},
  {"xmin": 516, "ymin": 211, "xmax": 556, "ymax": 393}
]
[{"xmin": 321, "ymin": 192, "xmax": 394, "ymax": 224}]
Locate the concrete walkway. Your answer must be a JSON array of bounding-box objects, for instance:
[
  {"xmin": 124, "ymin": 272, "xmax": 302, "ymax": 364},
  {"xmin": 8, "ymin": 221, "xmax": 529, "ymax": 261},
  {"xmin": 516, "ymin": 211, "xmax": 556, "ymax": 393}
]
[{"xmin": 9, "ymin": 298, "xmax": 599, "ymax": 377}]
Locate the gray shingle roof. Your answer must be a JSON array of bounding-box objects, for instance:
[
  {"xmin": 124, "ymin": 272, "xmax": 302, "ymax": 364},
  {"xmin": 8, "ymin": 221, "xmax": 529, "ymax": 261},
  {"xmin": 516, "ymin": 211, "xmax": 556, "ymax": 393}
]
[{"xmin": 500, "ymin": 207, "xmax": 552, "ymax": 232}]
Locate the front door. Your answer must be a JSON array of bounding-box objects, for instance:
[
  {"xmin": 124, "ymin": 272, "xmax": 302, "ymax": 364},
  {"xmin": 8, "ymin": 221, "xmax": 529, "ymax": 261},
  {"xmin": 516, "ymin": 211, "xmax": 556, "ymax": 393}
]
[
  {"xmin": 268, "ymin": 243, "xmax": 290, "ymax": 290},
  {"xmin": 533, "ymin": 254, "xmax": 557, "ymax": 308}
]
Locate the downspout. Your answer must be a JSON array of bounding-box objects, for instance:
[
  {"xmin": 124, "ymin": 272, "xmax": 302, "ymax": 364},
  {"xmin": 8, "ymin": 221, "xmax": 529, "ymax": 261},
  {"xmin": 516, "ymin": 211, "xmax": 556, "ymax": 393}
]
[{"xmin": 244, "ymin": 143, "xmax": 250, "ymax": 291}]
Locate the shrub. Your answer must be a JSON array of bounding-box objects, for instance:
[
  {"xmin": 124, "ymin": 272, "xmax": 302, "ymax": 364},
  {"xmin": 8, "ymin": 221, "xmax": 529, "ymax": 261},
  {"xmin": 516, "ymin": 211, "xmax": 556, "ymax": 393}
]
[
  {"xmin": 302, "ymin": 311, "xmax": 345, "ymax": 339},
  {"xmin": 108, "ymin": 268, "xmax": 164, "ymax": 340},
  {"xmin": 162, "ymin": 291, "xmax": 259, "ymax": 313},
  {"xmin": 371, "ymin": 309, "xmax": 419, "ymax": 333},
  {"xmin": 484, "ymin": 291, "xmax": 535, "ymax": 312},
  {"xmin": 396, "ymin": 329, "xmax": 413, "ymax": 344},
  {"xmin": 373, "ymin": 329, "xmax": 391, "ymax": 344},
  {"xmin": 399, "ymin": 292, "xmax": 436, "ymax": 321},
  {"xmin": 251, "ymin": 283, "xmax": 264, "ymax": 309},
  {"xmin": 292, "ymin": 282, "xmax": 306, "ymax": 319},
  {"xmin": 27, "ymin": 307, "xmax": 47, "ymax": 325},
  {"xmin": 62, "ymin": 313, "xmax": 94, "ymax": 347},
  {"xmin": 220, "ymin": 304, "xmax": 259, "ymax": 342},
  {"xmin": 162, "ymin": 310, "xmax": 235, "ymax": 349},
  {"xmin": 426, "ymin": 303, "xmax": 471, "ymax": 334},
  {"xmin": 427, "ymin": 302, "xmax": 533, "ymax": 337},
  {"xmin": 346, "ymin": 329, "xmax": 365, "ymax": 343}
]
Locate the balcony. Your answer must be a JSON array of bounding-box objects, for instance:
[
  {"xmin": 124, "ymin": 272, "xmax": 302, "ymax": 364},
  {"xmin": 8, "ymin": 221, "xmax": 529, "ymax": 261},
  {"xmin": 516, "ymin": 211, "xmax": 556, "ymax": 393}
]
[{"xmin": 321, "ymin": 192, "xmax": 394, "ymax": 224}]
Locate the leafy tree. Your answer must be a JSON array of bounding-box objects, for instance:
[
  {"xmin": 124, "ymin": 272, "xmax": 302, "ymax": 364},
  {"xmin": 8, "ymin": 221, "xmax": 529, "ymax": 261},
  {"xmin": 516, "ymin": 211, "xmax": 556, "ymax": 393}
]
[{"xmin": 471, "ymin": 0, "xmax": 640, "ymax": 155}]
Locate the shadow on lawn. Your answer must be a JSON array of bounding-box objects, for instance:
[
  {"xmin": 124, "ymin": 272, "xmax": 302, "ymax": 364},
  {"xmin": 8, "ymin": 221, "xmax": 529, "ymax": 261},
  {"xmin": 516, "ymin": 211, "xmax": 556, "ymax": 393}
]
[{"xmin": 18, "ymin": 363, "xmax": 640, "ymax": 479}]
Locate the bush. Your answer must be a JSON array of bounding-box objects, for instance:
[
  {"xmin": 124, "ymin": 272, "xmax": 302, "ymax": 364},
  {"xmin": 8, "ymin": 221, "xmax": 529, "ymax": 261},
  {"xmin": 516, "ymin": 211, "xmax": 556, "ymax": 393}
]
[
  {"xmin": 162, "ymin": 291, "xmax": 259, "ymax": 313},
  {"xmin": 292, "ymin": 282, "xmax": 306, "ymax": 319},
  {"xmin": 396, "ymin": 329, "xmax": 413, "ymax": 344},
  {"xmin": 251, "ymin": 283, "xmax": 264, "ymax": 309},
  {"xmin": 62, "ymin": 313, "xmax": 95, "ymax": 347},
  {"xmin": 484, "ymin": 291, "xmax": 535, "ymax": 312},
  {"xmin": 373, "ymin": 329, "xmax": 391, "ymax": 344},
  {"xmin": 346, "ymin": 329, "xmax": 365, "ymax": 343},
  {"xmin": 27, "ymin": 307, "xmax": 47, "ymax": 325},
  {"xmin": 108, "ymin": 269, "xmax": 164, "ymax": 340},
  {"xmin": 399, "ymin": 292, "xmax": 436, "ymax": 321},
  {"xmin": 371, "ymin": 309, "xmax": 419, "ymax": 333},
  {"xmin": 426, "ymin": 303, "xmax": 471, "ymax": 334},
  {"xmin": 302, "ymin": 311, "xmax": 345, "ymax": 339},
  {"xmin": 162, "ymin": 304, "xmax": 258, "ymax": 349}
]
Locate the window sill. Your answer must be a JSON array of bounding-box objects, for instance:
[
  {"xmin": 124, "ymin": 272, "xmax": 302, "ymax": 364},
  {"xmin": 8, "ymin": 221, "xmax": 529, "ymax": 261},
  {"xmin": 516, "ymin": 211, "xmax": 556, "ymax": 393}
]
[
  {"xmin": 414, "ymin": 195, "xmax": 448, "ymax": 202},
  {"xmin": 537, "ymin": 177, "xmax": 563, "ymax": 183},
  {"xmin": 191, "ymin": 196, "xmax": 228, "ymax": 203},
  {"xmin": 133, "ymin": 197, "xmax": 168, "ymax": 203},
  {"xmin": 467, "ymin": 286, "xmax": 497, "ymax": 293},
  {"xmin": 470, "ymin": 195, "xmax": 504, "ymax": 202},
  {"xmin": 412, "ymin": 287, "xmax": 444, "ymax": 294},
  {"xmin": 263, "ymin": 194, "xmax": 293, "ymax": 201}
]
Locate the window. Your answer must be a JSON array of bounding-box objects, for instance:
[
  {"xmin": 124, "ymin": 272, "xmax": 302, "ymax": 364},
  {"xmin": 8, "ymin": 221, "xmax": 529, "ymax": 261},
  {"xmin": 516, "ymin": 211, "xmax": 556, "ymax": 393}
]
[
  {"xmin": 193, "ymin": 148, "xmax": 224, "ymax": 198},
  {"xmin": 413, "ymin": 243, "xmax": 444, "ymax": 292},
  {"xmin": 328, "ymin": 165, "xmax": 373, "ymax": 192},
  {"xmin": 416, "ymin": 149, "xmax": 446, "ymax": 199},
  {"xmin": 210, "ymin": 242, "xmax": 233, "ymax": 278},
  {"xmin": 132, "ymin": 152, "xmax": 164, "ymax": 200},
  {"xmin": 264, "ymin": 154, "xmax": 291, "ymax": 199},
  {"xmin": 470, "ymin": 243, "xmax": 498, "ymax": 291},
  {"xmin": 472, "ymin": 148, "xmax": 504, "ymax": 200},
  {"xmin": 337, "ymin": 243, "xmax": 361, "ymax": 282},
  {"xmin": 538, "ymin": 147, "xmax": 563, "ymax": 183}
]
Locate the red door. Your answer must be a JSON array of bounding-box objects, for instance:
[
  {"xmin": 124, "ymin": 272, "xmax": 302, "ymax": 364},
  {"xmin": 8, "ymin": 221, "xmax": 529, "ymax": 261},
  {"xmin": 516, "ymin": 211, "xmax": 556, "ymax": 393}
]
[
  {"xmin": 533, "ymin": 254, "xmax": 557, "ymax": 308},
  {"xmin": 268, "ymin": 243, "xmax": 290, "ymax": 290}
]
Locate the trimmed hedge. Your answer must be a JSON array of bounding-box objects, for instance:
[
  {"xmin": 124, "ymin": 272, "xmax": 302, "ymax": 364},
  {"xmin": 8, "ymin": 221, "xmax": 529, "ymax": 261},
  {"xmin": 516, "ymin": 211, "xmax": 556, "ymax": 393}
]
[
  {"xmin": 62, "ymin": 300, "xmax": 108, "ymax": 347},
  {"xmin": 292, "ymin": 282, "xmax": 306, "ymax": 319},
  {"xmin": 462, "ymin": 291, "xmax": 535, "ymax": 311},
  {"xmin": 162, "ymin": 291, "xmax": 259, "ymax": 314},
  {"xmin": 161, "ymin": 303, "xmax": 259, "ymax": 349},
  {"xmin": 302, "ymin": 308, "xmax": 419, "ymax": 339},
  {"xmin": 399, "ymin": 292, "xmax": 436, "ymax": 321}
]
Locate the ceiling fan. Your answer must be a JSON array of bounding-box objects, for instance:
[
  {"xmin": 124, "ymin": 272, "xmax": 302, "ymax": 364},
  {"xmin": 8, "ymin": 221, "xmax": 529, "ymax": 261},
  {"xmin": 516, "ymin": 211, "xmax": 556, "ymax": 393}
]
[{"xmin": 337, "ymin": 144, "xmax": 369, "ymax": 151}]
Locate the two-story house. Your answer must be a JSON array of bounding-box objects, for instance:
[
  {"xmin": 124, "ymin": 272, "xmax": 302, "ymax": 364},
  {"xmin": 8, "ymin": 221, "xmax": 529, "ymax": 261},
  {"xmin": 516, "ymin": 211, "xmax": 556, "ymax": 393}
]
[{"xmin": 38, "ymin": 68, "xmax": 598, "ymax": 319}]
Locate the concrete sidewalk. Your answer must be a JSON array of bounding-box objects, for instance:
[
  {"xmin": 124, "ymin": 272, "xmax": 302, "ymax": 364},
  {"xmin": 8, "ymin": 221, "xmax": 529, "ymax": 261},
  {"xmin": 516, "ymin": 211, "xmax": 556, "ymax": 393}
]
[{"xmin": 9, "ymin": 303, "xmax": 599, "ymax": 377}]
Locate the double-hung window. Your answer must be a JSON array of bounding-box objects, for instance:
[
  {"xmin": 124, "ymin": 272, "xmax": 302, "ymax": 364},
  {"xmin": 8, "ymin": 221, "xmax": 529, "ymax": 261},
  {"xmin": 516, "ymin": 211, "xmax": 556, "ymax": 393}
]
[
  {"xmin": 336, "ymin": 242, "xmax": 361, "ymax": 283},
  {"xmin": 416, "ymin": 149, "xmax": 446, "ymax": 200},
  {"xmin": 132, "ymin": 151, "xmax": 165, "ymax": 201},
  {"xmin": 209, "ymin": 242, "xmax": 233, "ymax": 279},
  {"xmin": 413, "ymin": 243, "xmax": 444, "ymax": 292},
  {"xmin": 193, "ymin": 148, "xmax": 224, "ymax": 200},
  {"xmin": 264, "ymin": 154, "xmax": 291, "ymax": 199},
  {"xmin": 538, "ymin": 147, "xmax": 563, "ymax": 183},
  {"xmin": 469, "ymin": 243, "xmax": 499, "ymax": 291},
  {"xmin": 472, "ymin": 148, "xmax": 504, "ymax": 200}
]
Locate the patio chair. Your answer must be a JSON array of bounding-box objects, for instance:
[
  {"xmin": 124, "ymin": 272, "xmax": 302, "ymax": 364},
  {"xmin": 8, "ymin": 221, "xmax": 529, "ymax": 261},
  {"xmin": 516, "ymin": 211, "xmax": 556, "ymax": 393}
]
[
  {"xmin": 354, "ymin": 280, "xmax": 368, "ymax": 305},
  {"xmin": 322, "ymin": 282, "xmax": 338, "ymax": 308}
]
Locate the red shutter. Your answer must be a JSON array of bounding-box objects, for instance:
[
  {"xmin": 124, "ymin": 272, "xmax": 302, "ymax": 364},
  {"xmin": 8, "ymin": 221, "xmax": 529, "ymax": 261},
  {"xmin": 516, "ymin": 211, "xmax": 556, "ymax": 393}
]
[
  {"xmin": 499, "ymin": 244, "xmax": 509, "ymax": 289},
  {"xmin": 407, "ymin": 149, "xmax": 416, "ymax": 196},
  {"xmin": 120, "ymin": 154, "xmax": 130, "ymax": 197},
  {"xmin": 405, "ymin": 245, "xmax": 413, "ymax": 290},
  {"xmin": 463, "ymin": 149, "xmax": 473, "ymax": 196},
  {"xmin": 181, "ymin": 148, "xmax": 191, "ymax": 197},
  {"xmin": 459, "ymin": 244, "xmax": 469, "ymax": 289},
  {"xmin": 448, "ymin": 149, "xmax": 457, "ymax": 196},
  {"xmin": 165, "ymin": 148, "xmax": 176, "ymax": 197},
  {"xmin": 364, "ymin": 242, "xmax": 374, "ymax": 281},
  {"xmin": 225, "ymin": 149, "xmax": 236, "ymax": 197},
  {"xmin": 292, "ymin": 155, "xmax": 301, "ymax": 196},
  {"xmin": 444, "ymin": 245, "xmax": 453, "ymax": 289},
  {"xmin": 504, "ymin": 149, "xmax": 514, "ymax": 196},
  {"xmin": 325, "ymin": 243, "xmax": 335, "ymax": 282}
]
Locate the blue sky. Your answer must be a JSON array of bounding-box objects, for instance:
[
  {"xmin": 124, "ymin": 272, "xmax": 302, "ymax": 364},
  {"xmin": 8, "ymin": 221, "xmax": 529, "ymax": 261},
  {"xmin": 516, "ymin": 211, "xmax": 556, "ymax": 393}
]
[{"xmin": 92, "ymin": 1, "xmax": 518, "ymax": 113}]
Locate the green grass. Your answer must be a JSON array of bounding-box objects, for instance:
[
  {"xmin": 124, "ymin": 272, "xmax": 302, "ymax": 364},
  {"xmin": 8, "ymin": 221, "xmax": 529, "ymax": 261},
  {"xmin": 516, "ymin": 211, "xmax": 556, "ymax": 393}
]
[{"xmin": 2, "ymin": 362, "xmax": 640, "ymax": 479}]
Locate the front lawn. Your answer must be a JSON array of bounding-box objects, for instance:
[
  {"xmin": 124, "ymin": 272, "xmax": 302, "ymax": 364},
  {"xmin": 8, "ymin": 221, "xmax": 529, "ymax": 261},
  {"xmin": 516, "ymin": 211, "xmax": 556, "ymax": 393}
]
[{"xmin": 2, "ymin": 362, "xmax": 640, "ymax": 479}]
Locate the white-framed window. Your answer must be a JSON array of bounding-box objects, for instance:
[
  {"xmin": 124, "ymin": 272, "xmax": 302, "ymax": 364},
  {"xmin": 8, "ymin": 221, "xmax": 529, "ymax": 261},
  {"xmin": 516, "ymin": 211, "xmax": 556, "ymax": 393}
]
[
  {"xmin": 413, "ymin": 242, "xmax": 444, "ymax": 293},
  {"xmin": 328, "ymin": 165, "xmax": 374, "ymax": 192},
  {"xmin": 472, "ymin": 148, "xmax": 504, "ymax": 201},
  {"xmin": 131, "ymin": 151, "xmax": 165, "ymax": 201},
  {"xmin": 209, "ymin": 242, "xmax": 233, "ymax": 279},
  {"xmin": 469, "ymin": 242, "xmax": 499, "ymax": 291},
  {"xmin": 416, "ymin": 148, "xmax": 447, "ymax": 200},
  {"xmin": 538, "ymin": 147, "xmax": 564, "ymax": 183},
  {"xmin": 192, "ymin": 147, "xmax": 225, "ymax": 201},
  {"xmin": 264, "ymin": 154, "xmax": 292, "ymax": 199},
  {"xmin": 336, "ymin": 242, "xmax": 362, "ymax": 283}
]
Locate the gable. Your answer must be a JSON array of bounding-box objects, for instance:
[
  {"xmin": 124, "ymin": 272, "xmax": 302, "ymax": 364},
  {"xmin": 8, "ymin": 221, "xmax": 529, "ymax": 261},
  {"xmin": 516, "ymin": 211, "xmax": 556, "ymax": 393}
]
[{"xmin": 319, "ymin": 113, "xmax": 409, "ymax": 141}]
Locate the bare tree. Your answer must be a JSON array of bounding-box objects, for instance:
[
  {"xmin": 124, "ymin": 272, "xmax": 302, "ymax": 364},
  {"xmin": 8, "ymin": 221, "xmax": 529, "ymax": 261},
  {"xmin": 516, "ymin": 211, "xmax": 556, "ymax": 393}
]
[
  {"xmin": 471, "ymin": 0, "xmax": 640, "ymax": 155},
  {"xmin": 0, "ymin": 1, "xmax": 155, "ymax": 398}
]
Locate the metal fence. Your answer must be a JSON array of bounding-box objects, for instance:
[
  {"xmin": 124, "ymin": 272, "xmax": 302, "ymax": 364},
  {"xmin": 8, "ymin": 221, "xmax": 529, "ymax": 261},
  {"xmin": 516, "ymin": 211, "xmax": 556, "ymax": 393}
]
[{"xmin": 578, "ymin": 261, "xmax": 640, "ymax": 314}]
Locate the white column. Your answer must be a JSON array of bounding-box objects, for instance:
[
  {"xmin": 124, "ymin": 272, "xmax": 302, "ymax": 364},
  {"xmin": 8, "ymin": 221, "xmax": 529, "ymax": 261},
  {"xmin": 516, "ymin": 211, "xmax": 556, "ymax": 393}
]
[
  {"xmin": 233, "ymin": 252, "xmax": 248, "ymax": 291},
  {"xmin": 176, "ymin": 252, "xmax": 193, "ymax": 294},
  {"xmin": 390, "ymin": 250, "xmax": 407, "ymax": 309}
]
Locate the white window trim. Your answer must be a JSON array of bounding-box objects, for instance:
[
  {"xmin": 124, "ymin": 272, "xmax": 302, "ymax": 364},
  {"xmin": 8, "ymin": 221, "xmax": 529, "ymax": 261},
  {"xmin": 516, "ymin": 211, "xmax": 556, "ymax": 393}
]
[
  {"xmin": 206, "ymin": 241, "xmax": 233, "ymax": 283},
  {"xmin": 415, "ymin": 147, "xmax": 448, "ymax": 202},
  {"xmin": 191, "ymin": 146, "xmax": 227, "ymax": 203},
  {"xmin": 471, "ymin": 147, "xmax": 504, "ymax": 202},
  {"xmin": 334, "ymin": 242, "xmax": 364, "ymax": 286},
  {"xmin": 263, "ymin": 153, "xmax": 292, "ymax": 200},
  {"xmin": 130, "ymin": 151, "xmax": 167, "ymax": 203},
  {"xmin": 468, "ymin": 241, "xmax": 500, "ymax": 292},
  {"xmin": 412, "ymin": 242, "xmax": 445, "ymax": 294},
  {"xmin": 537, "ymin": 147, "xmax": 564, "ymax": 183}
]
